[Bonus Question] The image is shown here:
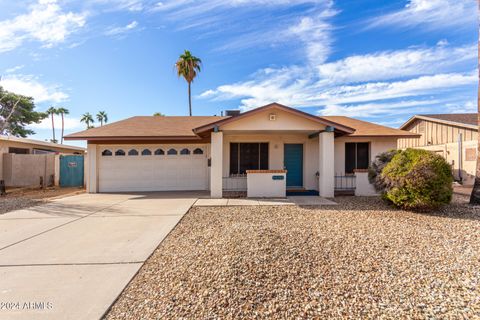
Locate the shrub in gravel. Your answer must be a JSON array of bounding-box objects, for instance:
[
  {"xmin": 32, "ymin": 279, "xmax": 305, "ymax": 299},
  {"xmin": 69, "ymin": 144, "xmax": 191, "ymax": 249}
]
[
  {"xmin": 381, "ymin": 148, "xmax": 453, "ymax": 211},
  {"xmin": 368, "ymin": 149, "xmax": 400, "ymax": 192}
]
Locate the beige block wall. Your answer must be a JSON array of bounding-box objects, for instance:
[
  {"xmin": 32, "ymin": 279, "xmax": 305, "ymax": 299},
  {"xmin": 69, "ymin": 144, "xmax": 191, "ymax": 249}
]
[
  {"xmin": 3, "ymin": 154, "xmax": 56, "ymax": 187},
  {"xmin": 0, "ymin": 140, "xmax": 85, "ymax": 181},
  {"xmin": 413, "ymin": 140, "xmax": 477, "ymax": 186}
]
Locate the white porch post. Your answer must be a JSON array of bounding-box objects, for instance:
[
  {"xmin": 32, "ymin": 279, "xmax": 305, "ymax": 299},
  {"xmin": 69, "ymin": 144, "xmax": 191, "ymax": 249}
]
[
  {"xmin": 210, "ymin": 131, "xmax": 223, "ymax": 198},
  {"xmin": 87, "ymin": 143, "xmax": 98, "ymax": 193},
  {"xmin": 319, "ymin": 130, "xmax": 334, "ymax": 198}
]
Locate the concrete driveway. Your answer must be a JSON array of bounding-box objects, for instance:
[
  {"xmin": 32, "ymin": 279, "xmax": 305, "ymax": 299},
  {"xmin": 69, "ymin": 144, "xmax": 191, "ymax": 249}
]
[{"xmin": 0, "ymin": 192, "xmax": 202, "ymax": 320}]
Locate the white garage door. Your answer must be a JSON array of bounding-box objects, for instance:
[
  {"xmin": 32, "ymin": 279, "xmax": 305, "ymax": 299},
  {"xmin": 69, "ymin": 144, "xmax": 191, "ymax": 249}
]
[{"xmin": 98, "ymin": 145, "xmax": 208, "ymax": 192}]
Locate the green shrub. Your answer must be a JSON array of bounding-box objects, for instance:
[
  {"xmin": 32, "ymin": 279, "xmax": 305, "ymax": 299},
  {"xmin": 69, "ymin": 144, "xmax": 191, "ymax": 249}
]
[
  {"xmin": 368, "ymin": 149, "xmax": 400, "ymax": 192},
  {"xmin": 380, "ymin": 148, "xmax": 453, "ymax": 211}
]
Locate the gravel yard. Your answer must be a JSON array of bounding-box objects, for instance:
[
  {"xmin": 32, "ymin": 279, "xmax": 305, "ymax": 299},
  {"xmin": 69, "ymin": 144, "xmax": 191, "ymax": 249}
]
[
  {"xmin": 106, "ymin": 195, "xmax": 480, "ymax": 319},
  {"xmin": 0, "ymin": 187, "xmax": 84, "ymax": 214}
]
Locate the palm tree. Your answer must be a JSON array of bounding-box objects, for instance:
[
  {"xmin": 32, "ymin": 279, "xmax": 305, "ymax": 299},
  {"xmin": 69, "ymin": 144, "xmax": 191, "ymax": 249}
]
[
  {"xmin": 47, "ymin": 107, "xmax": 59, "ymax": 143},
  {"xmin": 56, "ymin": 107, "xmax": 69, "ymax": 144},
  {"xmin": 470, "ymin": 0, "xmax": 480, "ymax": 204},
  {"xmin": 175, "ymin": 50, "xmax": 202, "ymax": 116},
  {"xmin": 96, "ymin": 111, "xmax": 108, "ymax": 126},
  {"xmin": 80, "ymin": 112, "xmax": 94, "ymax": 129}
]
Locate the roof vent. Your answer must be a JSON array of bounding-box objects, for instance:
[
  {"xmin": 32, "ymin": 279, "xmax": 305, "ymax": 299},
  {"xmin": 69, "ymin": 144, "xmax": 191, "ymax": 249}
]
[{"xmin": 225, "ymin": 110, "xmax": 241, "ymax": 117}]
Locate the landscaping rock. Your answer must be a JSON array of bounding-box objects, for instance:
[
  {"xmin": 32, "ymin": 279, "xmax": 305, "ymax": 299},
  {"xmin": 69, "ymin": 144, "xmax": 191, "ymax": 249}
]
[{"xmin": 106, "ymin": 195, "xmax": 480, "ymax": 319}]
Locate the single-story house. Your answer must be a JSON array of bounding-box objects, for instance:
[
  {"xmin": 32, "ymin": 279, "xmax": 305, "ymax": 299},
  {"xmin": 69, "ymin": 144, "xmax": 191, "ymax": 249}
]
[
  {"xmin": 1, "ymin": 135, "xmax": 86, "ymax": 184},
  {"xmin": 65, "ymin": 103, "xmax": 418, "ymax": 197},
  {"xmin": 398, "ymin": 113, "xmax": 478, "ymax": 185}
]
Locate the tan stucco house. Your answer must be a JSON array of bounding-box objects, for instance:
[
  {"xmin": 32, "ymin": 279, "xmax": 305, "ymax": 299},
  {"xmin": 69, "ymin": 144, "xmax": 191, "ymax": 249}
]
[
  {"xmin": 65, "ymin": 103, "xmax": 417, "ymax": 197},
  {"xmin": 399, "ymin": 113, "xmax": 478, "ymax": 185}
]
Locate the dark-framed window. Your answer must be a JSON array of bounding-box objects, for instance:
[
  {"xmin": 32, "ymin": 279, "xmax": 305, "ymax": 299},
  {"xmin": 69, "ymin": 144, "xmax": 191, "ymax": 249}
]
[
  {"xmin": 167, "ymin": 148, "xmax": 177, "ymax": 155},
  {"xmin": 180, "ymin": 148, "xmax": 190, "ymax": 155},
  {"xmin": 345, "ymin": 142, "xmax": 369, "ymax": 174},
  {"xmin": 9, "ymin": 147, "xmax": 29, "ymax": 154},
  {"xmin": 102, "ymin": 149, "xmax": 112, "ymax": 156},
  {"xmin": 154, "ymin": 149, "xmax": 164, "ymax": 155},
  {"xmin": 115, "ymin": 149, "xmax": 125, "ymax": 156},
  {"xmin": 193, "ymin": 148, "xmax": 203, "ymax": 155},
  {"xmin": 141, "ymin": 149, "xmax": 152, "ymax": 156},
  {"xmin": 128, "ymin": 149, "xmax": 139, "ymax": 156},
  {"xmin": 230, "ymin": 143, "xmax": 268, "ymax": 175}
]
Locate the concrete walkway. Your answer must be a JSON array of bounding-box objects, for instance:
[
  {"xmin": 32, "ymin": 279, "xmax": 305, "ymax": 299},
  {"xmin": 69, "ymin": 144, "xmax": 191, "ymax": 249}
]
[
  {"xmin": 0, "ymin": 192, "xmax": 199, "ymax": 320},
  {"xmin": 193, "ymin": 196, "xmax": 337, "ymax": 207}
]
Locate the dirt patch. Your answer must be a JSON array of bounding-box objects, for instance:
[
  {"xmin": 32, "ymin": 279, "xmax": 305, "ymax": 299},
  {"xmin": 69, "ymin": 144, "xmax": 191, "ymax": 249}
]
[{"xmin": 0, "ymin": 187, "xmax": 85, "ymax": 214}]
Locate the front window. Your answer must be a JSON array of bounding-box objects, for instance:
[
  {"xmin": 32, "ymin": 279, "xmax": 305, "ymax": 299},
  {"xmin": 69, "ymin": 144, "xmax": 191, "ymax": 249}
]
[
  {"xmin": 345, "ymin": 142, "xmax": 369, "ymax": 174},
  {"xmin": 230, "ymin": 143, "xmax": 268, "ymax": 175}
]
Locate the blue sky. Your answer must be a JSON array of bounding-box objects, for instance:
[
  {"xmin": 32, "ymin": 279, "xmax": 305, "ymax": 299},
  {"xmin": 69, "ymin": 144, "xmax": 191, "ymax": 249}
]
[{"xmin": 0, "ymin": 0, "xmax": 477, "ymax": 147}]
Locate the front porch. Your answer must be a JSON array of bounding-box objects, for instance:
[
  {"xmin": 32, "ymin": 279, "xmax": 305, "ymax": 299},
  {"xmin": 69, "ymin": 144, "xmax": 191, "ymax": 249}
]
[{"xmin": 209, "ymin": 129, "xmax": 336, "ymax": 198}]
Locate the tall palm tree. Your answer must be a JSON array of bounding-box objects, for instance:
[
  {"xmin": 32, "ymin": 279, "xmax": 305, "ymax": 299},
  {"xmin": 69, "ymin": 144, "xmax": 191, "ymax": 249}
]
[
  {"xmin": 175, "ymin": 50, "xmax": 202, "ymax": 116},
  {"xmin": 47, "ymin": 107, "xmax": 59, "ymax": 143},
  {"xmin": 470, "ymin": 0, "xmax": 480, "ymax": 204},
  {"xmin": 56, "ymin": 107, "xmax": 69, "ymax": 144},
  {"xmin": 96, "ymin": 111, "xmax": 108, "ymax": 126},
  {"xmin": 80, "ymin": 112, "xmax": 94, "ymax": 129}
]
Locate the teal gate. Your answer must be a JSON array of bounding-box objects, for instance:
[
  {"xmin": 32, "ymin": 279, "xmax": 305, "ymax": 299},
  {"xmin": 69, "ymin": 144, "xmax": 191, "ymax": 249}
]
[{"xmin": 60, "ymin": 155, "xmax": 84, "ymax": 187}]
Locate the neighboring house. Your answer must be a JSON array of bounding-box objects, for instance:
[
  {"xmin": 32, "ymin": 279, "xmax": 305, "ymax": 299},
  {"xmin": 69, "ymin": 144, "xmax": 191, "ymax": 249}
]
[
  {"xmin": 0, "ymin": 135, "xmax": 86, "ymax": 186},
  {"xmin": 399, "ymin": 113, "xmax": 478, "ymax": 185},
  {"xmin": 65, "ymin": 103, "xmax": 417, "ymax": 197}
]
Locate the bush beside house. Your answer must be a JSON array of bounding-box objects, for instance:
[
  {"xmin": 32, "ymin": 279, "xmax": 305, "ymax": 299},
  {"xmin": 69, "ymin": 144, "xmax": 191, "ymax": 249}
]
[{"xmin": 369, "ymin": 148, "xmax": 453, "ymax": 211}]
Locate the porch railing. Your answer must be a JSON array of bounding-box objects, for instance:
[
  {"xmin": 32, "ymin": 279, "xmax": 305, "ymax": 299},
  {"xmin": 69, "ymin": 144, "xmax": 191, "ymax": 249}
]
[
  {"xmin": 334, "ymin": 174, "xmax": 356, "ymax": 190},
  {"xmin": 223, "ymin": 175, "xmax": 247, "ymax": 191}
]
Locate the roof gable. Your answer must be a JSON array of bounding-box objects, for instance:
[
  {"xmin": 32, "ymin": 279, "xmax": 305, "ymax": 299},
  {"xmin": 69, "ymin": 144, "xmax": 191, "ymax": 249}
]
[
  {"xmin": 194, "ymin": 103, "xmax": 355, "ymax": 134},
  {"xmin": 400, "ymin": 114, "xmax": 478, "ymax": 130}
]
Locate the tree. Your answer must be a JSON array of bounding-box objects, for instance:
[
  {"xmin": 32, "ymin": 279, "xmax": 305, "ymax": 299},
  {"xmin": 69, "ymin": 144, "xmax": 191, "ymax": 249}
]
[
  {"xmin": 470, "ymin": 0, "xmax": 480, "ymax": 204},
  {"xmin": 0, "ymin": 86, "xmax": 47, "ymax": 137},
  {"xmin": 47, "ymin": 107, "xmax": 59, "ymax": 143},
  {"xmin": 96, "ymin": 111, "xmax": 108, "ymax": 126},
  {"xmin": 175, "ymin": 50, "xmax": 202, "ymax": 116},
  {"xmin": 56, "ymin": 107, "xmax": 69, "ymax": 144},
  {"xmin": 80, "ymin": 112, "xmax": 94, "ymax": 129},
  {"xmin": 153, "ymin": 112, "xmax": 165, "ymax": 116}
]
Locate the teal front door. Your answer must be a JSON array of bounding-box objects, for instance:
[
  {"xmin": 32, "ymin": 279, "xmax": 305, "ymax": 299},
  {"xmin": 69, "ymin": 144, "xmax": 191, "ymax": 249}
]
[{"xmin": 284, "ymin": 144, "xmax": 303, "ymax": 188}]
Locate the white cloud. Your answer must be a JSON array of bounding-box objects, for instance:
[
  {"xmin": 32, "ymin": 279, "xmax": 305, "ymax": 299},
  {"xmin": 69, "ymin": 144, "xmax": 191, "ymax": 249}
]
[
  {"xmin": 28, "ymin": 114, "xmax": 83, "ymax": 131},
  {"xmin": 445, "ymin": 100, "xmax": 477, "ymax": 113},
  {"xmin": 319, "ymin": 100, "xmax": 440, "ymax": 117},
  {"xmin": 4, "ymin": 65, "xmax": 25, "ymax": 73},
  {"xmin": 0, "ymin": 0, "xmax": 86, "ymax": 52},
  {"xmin": 287, "ymin": 10, "xmax": 336, "ymax": 65},
  {"xmin": 366, "ymin": 0, "xmax": 476, "ymax": 30},
  {"xmin": 105, "ymin": 21, "xmax": 139, "ymax": 36},
  {"xmin": 317, "ymin": 44, "xmax": 476, "ymax": 84},
  {"xmin": 1, "ymin": 75, "xmax": 68, "ymax": 103},
  {"xmin": 150, "ymin": 0, "xmax": 335, "ymax": 57}
]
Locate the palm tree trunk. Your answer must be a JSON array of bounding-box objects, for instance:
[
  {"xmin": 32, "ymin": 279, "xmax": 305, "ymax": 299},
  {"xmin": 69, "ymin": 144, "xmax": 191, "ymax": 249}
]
[
  {"xmin": 61, "ymin": 113, "xmax": 65, "ymax": 144},
  {"xmin": 469, "ymin": 0, "xmax": 480, "ymax": 204},
  {"xmin": 188, "ymin": 81, "xmax": 192, "ymax": 116},
  {"xmin": 51, "ymin": 113, "xmax": 56, "ymax": 143}
]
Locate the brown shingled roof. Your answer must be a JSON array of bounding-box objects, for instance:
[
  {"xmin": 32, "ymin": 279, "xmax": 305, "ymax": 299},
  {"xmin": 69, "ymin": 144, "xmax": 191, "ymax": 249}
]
[
  {"xmin": 399, "ymin": 113, "xmax": 478, "ymax": 130},
  {"xmin": 420, "ymin": 113, "xmax": 478, "ymax": 126},
  {"xmin": 321, "ymin": 116, "xmax": 420, "ymax": 137},
  {"xmin": 64, "ymin": 116, "xmax": 227, "ymax": 140}
]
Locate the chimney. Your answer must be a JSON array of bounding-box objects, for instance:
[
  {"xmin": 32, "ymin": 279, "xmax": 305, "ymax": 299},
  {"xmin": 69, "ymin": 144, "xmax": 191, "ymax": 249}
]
[{"xmin": 225, "ymin": 110, "xmax": 241, "ymax": 117}]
